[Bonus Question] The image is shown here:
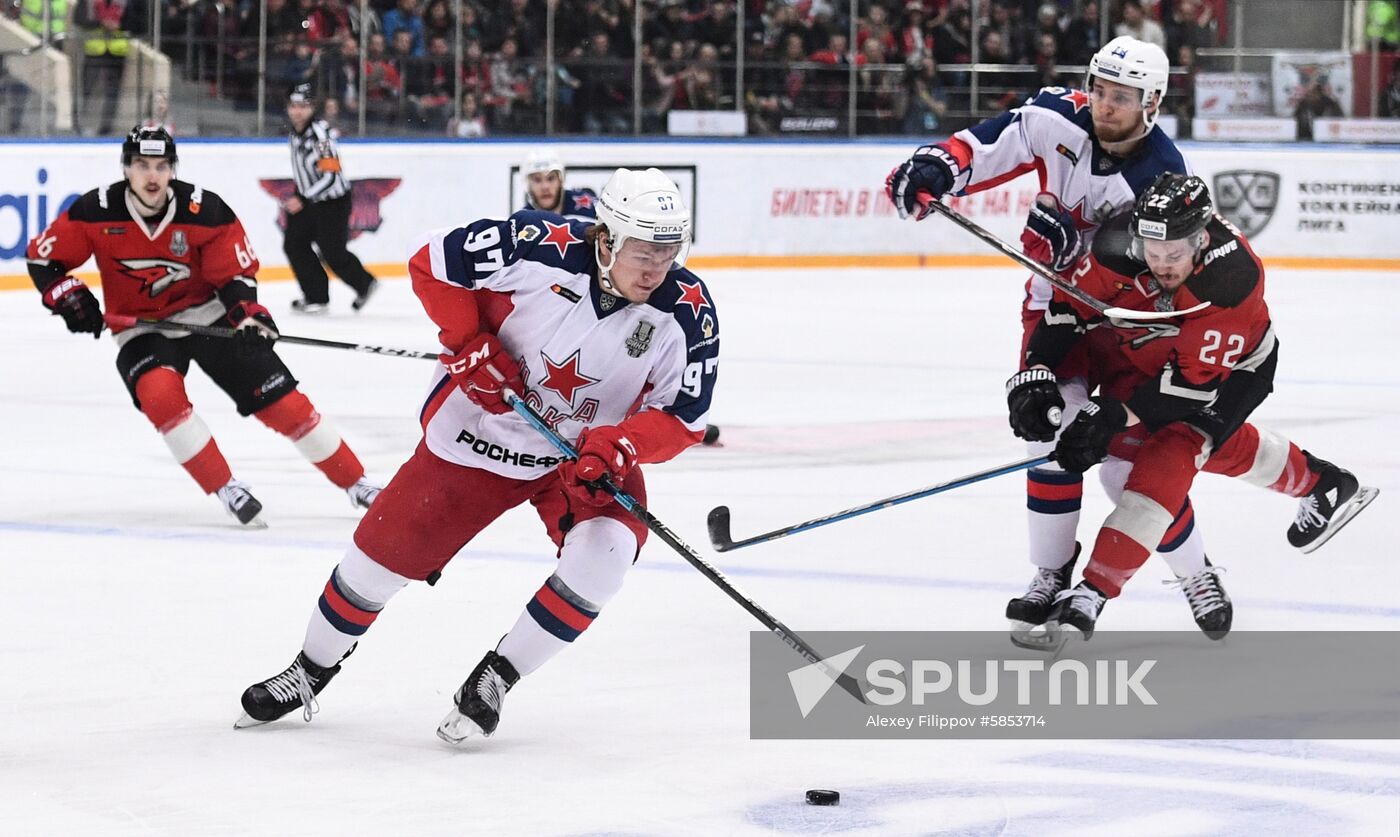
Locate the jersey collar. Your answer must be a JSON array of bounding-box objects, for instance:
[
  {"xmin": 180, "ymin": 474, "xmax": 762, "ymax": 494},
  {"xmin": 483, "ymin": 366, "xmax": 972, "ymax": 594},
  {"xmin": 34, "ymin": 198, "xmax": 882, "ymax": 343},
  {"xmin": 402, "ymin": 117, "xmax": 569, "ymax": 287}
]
[{"xmin": 124, "ymin": 187, "xmax": 178, "ymax": 242}]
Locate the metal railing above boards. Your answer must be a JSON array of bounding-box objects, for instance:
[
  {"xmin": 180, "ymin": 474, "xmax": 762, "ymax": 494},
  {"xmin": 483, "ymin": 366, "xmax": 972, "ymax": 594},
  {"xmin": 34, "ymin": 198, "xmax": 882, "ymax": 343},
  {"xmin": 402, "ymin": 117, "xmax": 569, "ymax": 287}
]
[{"xmin": 1, "ymin": 0, "xmax": 1394, "ymax": 140}]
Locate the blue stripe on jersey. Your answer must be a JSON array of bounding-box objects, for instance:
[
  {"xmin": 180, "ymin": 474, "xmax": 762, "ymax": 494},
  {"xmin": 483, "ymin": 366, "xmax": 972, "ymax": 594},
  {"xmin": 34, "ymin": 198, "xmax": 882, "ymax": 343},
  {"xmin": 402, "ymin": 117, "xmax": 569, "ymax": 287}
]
[
  {"xmin": 440, "ymin": 226, "xmax": 473, "ymax": 287},
  {"xmin": 967, "ymin": 109, "xmax": 1022, "ymax": 146},
  {"xmin": 646, "ymin": 268, "xmax": 720, "ymax": 425},
  {"xmin": 419, "ymin": 373, "xmax": 452, "ymax": 424},
  {"xmin": 1121, "ymin": 128, "xmax": 1189, "ymax": 196}
]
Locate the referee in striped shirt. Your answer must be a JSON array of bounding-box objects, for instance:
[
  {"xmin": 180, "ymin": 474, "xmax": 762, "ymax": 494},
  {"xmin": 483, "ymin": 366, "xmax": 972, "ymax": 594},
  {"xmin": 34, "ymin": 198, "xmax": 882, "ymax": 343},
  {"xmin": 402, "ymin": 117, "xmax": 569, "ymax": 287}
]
[{"xmin": 284, "ymin": 84, "xmax": 379, "ymax": 314}]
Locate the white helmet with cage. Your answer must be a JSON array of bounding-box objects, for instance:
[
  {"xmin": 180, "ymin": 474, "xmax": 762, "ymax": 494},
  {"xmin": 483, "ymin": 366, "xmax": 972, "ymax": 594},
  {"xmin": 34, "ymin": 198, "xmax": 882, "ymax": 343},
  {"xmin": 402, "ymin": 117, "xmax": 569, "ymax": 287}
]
[
  {"xmin": 522, "ymin": 149, "xmax": 565, "ymax": 179},
  {"xmin": 594, "ymin": 167, "xmax": 691, "ymax": 290},
  {"xmin": 1086, "ymin": 35, "xmax": 1170, "ymax": 132}
]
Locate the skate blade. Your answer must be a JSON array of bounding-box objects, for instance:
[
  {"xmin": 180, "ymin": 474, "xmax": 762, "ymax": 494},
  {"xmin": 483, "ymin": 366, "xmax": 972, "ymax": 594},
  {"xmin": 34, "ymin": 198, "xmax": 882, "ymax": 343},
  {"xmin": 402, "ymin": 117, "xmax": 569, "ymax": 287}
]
[
  {"xmin": 436, "ymin": 707, "xmax": 488, "ymax": 745},
  {"xmin": 1009, "ymin": 621, "xmax": 1063, "ymax": 651},
  {"xmin": 1299, "ymin": 486, "xmax": 1379, "ymax": 555},
  {"xmin": 242, "ymin": 516, "xmax": 270, "ymax": 530},
  {"xmin": 233, "ymin": 712, "xmax": 270, "ymax": 729}
]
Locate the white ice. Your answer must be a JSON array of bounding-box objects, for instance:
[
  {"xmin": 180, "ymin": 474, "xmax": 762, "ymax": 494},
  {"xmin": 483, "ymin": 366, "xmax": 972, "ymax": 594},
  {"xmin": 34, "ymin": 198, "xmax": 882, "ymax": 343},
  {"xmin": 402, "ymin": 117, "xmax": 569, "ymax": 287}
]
[{"xmin": 2, "ymin": 267, "xmax": 1397, "ymax": 836}]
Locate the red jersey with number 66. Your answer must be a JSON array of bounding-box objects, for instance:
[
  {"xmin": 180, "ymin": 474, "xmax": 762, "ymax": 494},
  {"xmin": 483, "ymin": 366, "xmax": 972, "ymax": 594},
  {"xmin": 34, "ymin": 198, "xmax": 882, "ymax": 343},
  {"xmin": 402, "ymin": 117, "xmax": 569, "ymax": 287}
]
[{"xmin": 27, "ymin": 180, "xmax": 260, "ymax": 333}]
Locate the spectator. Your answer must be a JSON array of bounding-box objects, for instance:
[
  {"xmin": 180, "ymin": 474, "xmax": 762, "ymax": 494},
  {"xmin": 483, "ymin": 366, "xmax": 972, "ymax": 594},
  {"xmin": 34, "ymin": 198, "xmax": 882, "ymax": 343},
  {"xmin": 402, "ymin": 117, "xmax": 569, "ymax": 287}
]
[
  {"xmin": 575, "ymin": 31, "xmax": 629, "ymax": 133},
  {"xmin": 1168, "ymin": 43, "xmax": 1197, "ymax": 135},
  {"xmin": 362, "ymin": 31, "xmax": 402, "ymax": 122},
  {"xmin": 1294, "ymin": 72, "xmax": 1344, "ymax": 140},
  {"xmin": 381, "ymin": 0, "xmax": 425, "ymax": 56},
  {"xmin": 1033, "ymin": 2, "xmax": 1062, "ymax": 41},
  {"xmin": 74, "ymin": 0, "xmax": 148, "ymax": 135},
  {"xmin": 983, "ymin": 1, "xmax": 1029, "ymax": 64},
  {"xmin": 856, "ymin": 37, "xmax": 898, "ymax": 134},
  {"xmin": 492, "ymin": 36, "xmax": 537, "ymax": 131},
  {"xmin": 388, "ymin": 28, "xmax": 415, "ymax": 62},
  {"xmin": 682, "ymin": 42, "xmax": 723, "ymax": 111},
  {"xmin": 310, "ymin": 0, "xmax": 354, "ymax": 45},
  {"xmin": 902, "ymin": 54, "xmax": 949, "ymax": 133},
  {"xmin": 1033, "ymin": 31, "xmax": 1064, "ymax": 88},
  {"xmin": 1115, "ymin": 0, "xmax": 1166, "ymax": 52},
  {"xmin": 1060, "ymin": 0, "xmax": 1101, "ymax": 65},
  {"xmin": 693, "ymin": 1, "xmax": 737, "ymax": 63},
  {"xmin": 405, "ymin": 33, "xmax": 453, "ymax": 128},
  {"xmin": 421, "ymin": 0, "xmax": 453, "ymax": 43},
  {"xmin": 449, "ymin": 90, "xmax": 487, "ymax": 137},
  {"xmin": 934, "ymin": 5, "xmax": 972, "ymax": 69},
  {"xmin": 460, "ymin": 38, "xmax": 493, "ymax": 111},
  {"xmin": 896, "ymin": 2, "xmax": 932, "ymax": 61},
  {"xmin": 1165, "ymin": 0, "xmax": 1217, "ymax": 59},
  {"xmin": 639, "ymin": 41, "xmax": 677, "ymax": 132},
  {"xmin": 0, "ymin": 55, "xmax": 32, "ymax": 133},
  {"xmin": 458, "ymin": 2, "xmax": 484, "ymax": 44},
  {"xmin": 977, "ymin": 29, "xmax": 1021, "ymax": 111}
]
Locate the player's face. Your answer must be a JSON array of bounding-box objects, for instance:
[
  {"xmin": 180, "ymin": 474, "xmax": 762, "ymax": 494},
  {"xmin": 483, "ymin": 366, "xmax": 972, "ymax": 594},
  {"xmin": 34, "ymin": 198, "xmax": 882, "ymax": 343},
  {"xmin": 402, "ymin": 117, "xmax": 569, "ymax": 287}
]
[
  {"xmin": 605, "ymin": 236, "xmax": 681, "ymax": 303},
  {"xmin": 1090, "ymin": 78, "xmax": 1147, "ymax": 143},
  {"xmin": 124, "ymin": 157, "xmax": 174, "ymax": 213},
  {"xmin": 1142, "ymin": 237, "xmax": 1199, "ymax": 290},
  {"xmin": 527, "ymin": 171, "xmax": 562, "ymax": 210},
  {"xmin": 287, "ymin": 100, "xmax": 314, "ymax": 130}
]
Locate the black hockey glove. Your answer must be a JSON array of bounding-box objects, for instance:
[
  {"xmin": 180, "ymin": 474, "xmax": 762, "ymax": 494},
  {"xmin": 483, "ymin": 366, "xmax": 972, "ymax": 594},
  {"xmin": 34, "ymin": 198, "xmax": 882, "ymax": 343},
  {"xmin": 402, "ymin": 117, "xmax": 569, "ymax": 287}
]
[
  {"xmin": 1021, "ymin": 194, "xmax": 1083, "ymax": 273},
  {"xmin": 42, "ymin": 276, "xmax": 104, "ymax": 339},
  {"xmin": 227, "ymin": 301, "xmax": 279, "ymax": 356},
  {"xmin": 885, "ymin": 144, "xmax": 960, "ymax": 220},
  {"xmin": 1054, "ymin": 396, "xmax": 1129, "ymax": 474},
  {"xmin": 1006, "ymin": 367, "xmax": 1065, "ymax": 443}
]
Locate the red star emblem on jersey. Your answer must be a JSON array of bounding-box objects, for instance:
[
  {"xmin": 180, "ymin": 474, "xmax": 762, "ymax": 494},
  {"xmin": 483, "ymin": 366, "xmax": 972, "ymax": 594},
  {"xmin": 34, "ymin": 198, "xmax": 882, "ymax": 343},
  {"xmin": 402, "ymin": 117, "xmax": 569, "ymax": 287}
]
[
  {"xmin": 571, "ymin": 192, "xmax": 594, "ymax": 209},
  {"xmin": 1063, "ymin": 200, "xmax": 1098, "ymax": 232},
  {"xmin": 540, "ymin": 220, "xmax": 582, "ymax": 258},
  {"xmin": 539, "ymin": 349, "xmax": 599, "ymax": 406},
  {"xmin": 1060, "ymin": 88, "xmax": 1091, "ymax": 113},
  {"xmin": 676, "ymin": 280, "xmax": 709, "ymax": 317}
]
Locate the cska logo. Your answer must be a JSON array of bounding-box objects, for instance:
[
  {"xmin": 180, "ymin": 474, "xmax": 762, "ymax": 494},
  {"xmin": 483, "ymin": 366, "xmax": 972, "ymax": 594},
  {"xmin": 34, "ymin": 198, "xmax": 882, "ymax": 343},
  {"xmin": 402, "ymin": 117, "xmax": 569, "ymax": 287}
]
[
  {"xmin": 119, "ymin": 258, "xmax": 192, "ymax": 297},
  {"xmin": 258, "ymin": 178, "xmax": 403, "ymax": 240}
]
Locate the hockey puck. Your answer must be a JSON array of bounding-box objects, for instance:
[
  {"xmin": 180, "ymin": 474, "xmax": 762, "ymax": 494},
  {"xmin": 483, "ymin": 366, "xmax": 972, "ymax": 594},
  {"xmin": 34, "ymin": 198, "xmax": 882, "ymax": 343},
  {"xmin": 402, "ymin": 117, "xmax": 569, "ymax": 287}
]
[
  {"xmin": 805, "ymin": 789, "xmax": 840, "ymax": 806},
  {"xmin": 701, "ymin": 424, "xmax": 721, "ymax": 446}
]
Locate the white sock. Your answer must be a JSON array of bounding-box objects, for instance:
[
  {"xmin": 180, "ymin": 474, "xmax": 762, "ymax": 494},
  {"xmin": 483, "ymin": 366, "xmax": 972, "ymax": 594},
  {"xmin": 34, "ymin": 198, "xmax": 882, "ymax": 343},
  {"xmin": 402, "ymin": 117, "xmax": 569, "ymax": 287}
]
[
  {"xmin": 302, "ymin": 545, "xmax": 410, "ymax": 669},
  {"xmin": 497, "ymin": 518, "xmax": 636, "ymax": 677}
]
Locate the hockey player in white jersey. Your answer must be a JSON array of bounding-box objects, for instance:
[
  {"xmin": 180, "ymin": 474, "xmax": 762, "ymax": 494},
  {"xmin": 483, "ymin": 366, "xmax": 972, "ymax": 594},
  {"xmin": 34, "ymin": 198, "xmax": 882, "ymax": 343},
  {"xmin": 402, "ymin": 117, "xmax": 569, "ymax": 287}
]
[
  {"xmin": 521, "ymin": 149, "xmax": 599, "ymax": 222},
  {"xmin": 236, "ymin": 168, "xmax": 719, "ymax": 741},
  {"xmin": 886, "ymin": 38, "xmax": 1231, "ymax": 639}
]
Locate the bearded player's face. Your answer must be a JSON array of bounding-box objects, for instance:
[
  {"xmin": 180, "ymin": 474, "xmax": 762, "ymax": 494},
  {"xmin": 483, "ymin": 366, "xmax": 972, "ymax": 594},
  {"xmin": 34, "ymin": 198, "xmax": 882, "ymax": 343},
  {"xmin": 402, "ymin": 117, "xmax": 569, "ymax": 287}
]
[
  {"xmin": 124, "ymin": 157, "xmax": 174, "ymax": 214},
  {"xmin": 1090, "ymin": 78, "xmax": 1150, "ymax": 143},
  {"xmin": 527, "ymin": 171, "xmax": 563, "ymax": 211}
]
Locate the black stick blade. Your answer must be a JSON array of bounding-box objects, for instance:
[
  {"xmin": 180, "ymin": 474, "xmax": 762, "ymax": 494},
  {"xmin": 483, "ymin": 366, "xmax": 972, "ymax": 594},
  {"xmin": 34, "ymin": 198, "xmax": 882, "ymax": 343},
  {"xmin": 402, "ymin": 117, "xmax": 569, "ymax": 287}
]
[{"xmin": 707, "ymin": 505, "xmax": 734, "ymax": 551}]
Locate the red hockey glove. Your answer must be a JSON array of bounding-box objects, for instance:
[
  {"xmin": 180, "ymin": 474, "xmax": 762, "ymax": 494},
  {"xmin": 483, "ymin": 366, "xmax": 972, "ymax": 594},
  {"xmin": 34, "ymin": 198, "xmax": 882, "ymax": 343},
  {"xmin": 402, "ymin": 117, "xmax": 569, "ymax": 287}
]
[
  {"xmin": 558, "ymin": 426, "xmax": 639, "ymax": 507},
  {"xmin": 42, "ymin": 276, "xmax": 104, "ymax": 339},
  {"xmin": 226, "ymin": 301, "xmax": 279, "ymax": 356},
  {"xmin": 1021, "ymin": 193, "xmax": 1083, "ymax": 273},
  {"xmin": 441, "ymin": 332, "xmax": 525, "ymax": 415}
]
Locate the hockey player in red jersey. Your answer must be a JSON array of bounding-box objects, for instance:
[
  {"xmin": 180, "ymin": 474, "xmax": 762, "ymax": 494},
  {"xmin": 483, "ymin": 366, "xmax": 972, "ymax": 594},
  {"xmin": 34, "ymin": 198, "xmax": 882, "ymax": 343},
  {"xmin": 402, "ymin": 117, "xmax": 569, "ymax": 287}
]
[
  {"xmin": 27, "ymin": 126, "xmax": 382, "ymax": 526},
  {"xmin": 883, "ymin": 36, "xmax": 1241, "ymax": 636},
  {"xmin": 1011, "ymin": 174, "xmax": 1377, "ymax": 642},
  {"xmin": 236, "ymin": 168, "xmax": 720, "ymax": 742}
]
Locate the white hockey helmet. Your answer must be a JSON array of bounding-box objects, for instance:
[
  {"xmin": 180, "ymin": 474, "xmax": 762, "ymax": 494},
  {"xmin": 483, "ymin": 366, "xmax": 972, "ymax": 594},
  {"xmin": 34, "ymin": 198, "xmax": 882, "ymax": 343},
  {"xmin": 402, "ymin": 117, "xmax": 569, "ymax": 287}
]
[
  {"xmin": 594, "ymin": 167, "xmax": 691, "ymax": 288},
  {"xmin": 1086, "ymin": 36, "xmax": 1170, "ymax": 132},
  {"xmin": 522, "ymin": 149, "xmax": 565, "ymax": 180}
]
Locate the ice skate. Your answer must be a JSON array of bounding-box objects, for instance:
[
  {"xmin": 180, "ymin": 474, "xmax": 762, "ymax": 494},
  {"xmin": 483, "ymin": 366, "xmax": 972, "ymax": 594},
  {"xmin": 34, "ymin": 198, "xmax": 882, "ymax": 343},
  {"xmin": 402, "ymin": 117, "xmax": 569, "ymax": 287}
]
[
  {"xmin": 1165, "ymin": 559, "xmax": 1231, "ymax": 640},
  {"xmin": 290, "ymin": 298, "xmax": 329, "ymax": 315},
  {"xmin": 235, "ymin": 647, "xmax": 352, "ymax": 729},
  {"xmin": 1288, "ymin": 452, "xmax": 1379, "ymax": 554},
  {"xmin": 216, "ymin": 479, "xmax": 266, "ymax": 528},
  {"xmin": 437, "ymin": 651, "xmax": 520, "ymax": 744},
  {"xmin": 352, "ymin": 280, "xmax": 380, "ymax": 312},
  {"xmin": 1008, "ymin": 544, "xmax": 1080, "ymax": 649},
  {"xmin": 346, "ymin": 476, "xmax": 382, "ymax": 510},
  {"xmin": 1043, "ymin": 580, "xmax": 1107, "ymax": 645}
]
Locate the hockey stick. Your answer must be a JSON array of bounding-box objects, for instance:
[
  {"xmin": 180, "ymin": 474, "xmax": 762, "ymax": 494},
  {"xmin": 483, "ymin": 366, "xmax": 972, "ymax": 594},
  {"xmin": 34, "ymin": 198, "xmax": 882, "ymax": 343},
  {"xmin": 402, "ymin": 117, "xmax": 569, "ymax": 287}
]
[
  {"xmin": 709, "ymin": 454, "xmax": 1051, "ymax": 553},
  {"xmin": 505, "ymin": 389, "xmax": 867, "ymax": 706},
  {"xmin": 103, "ymin": 314, "xmax": 440, "ymax": 360},
  {"xmin": 917, "ymin": 197, "xmax": 1209, "ymax": 322}
]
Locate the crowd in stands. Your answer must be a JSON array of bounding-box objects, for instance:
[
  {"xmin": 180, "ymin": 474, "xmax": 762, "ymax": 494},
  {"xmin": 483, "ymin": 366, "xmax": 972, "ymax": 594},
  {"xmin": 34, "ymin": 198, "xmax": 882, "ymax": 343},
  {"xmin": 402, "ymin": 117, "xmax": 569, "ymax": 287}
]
[{"xmin": 0, "ymin": 0, "xmax": 1242, "ymax": 136}]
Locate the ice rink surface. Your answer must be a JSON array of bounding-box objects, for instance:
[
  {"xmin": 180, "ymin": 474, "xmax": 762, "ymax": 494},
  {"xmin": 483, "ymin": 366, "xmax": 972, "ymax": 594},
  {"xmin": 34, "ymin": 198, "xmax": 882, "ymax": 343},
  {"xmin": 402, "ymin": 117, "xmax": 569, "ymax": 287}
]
[{"xmin": 2, "ymin": 266, "xmax": 1397, "ymax": 836}]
